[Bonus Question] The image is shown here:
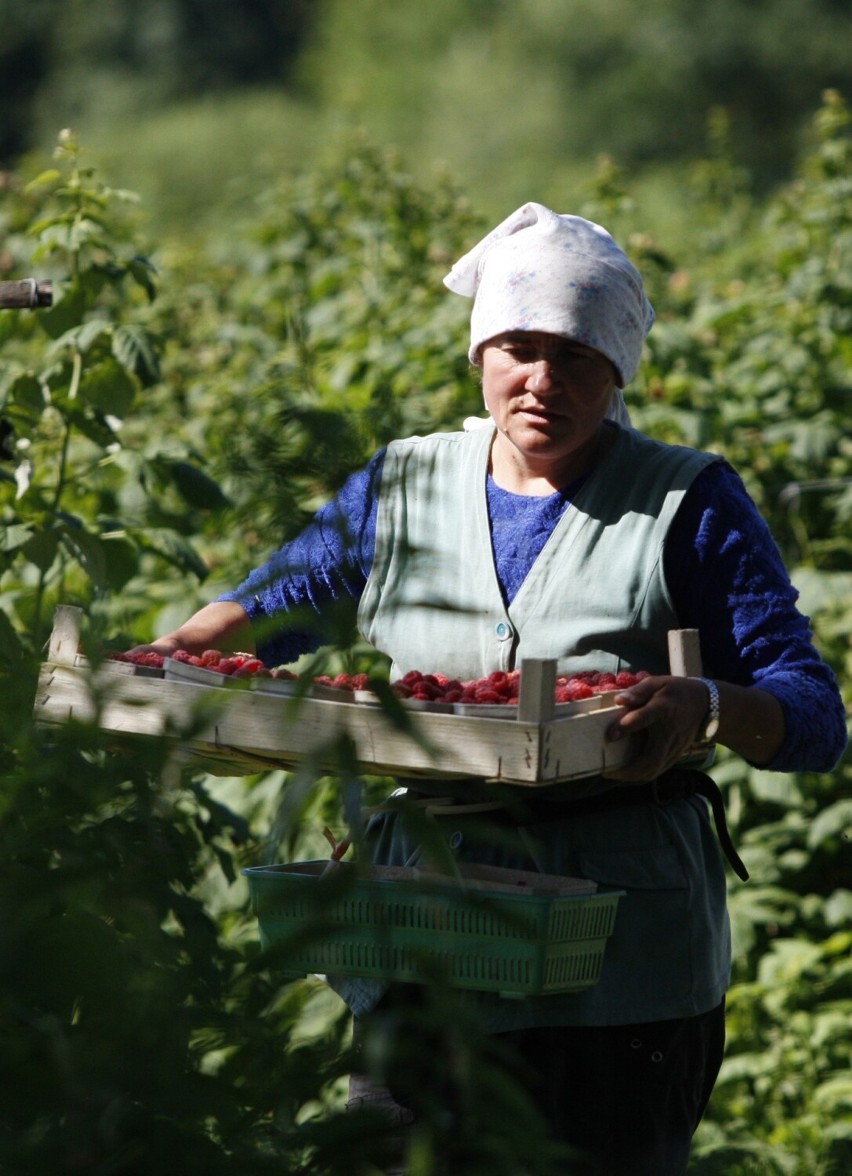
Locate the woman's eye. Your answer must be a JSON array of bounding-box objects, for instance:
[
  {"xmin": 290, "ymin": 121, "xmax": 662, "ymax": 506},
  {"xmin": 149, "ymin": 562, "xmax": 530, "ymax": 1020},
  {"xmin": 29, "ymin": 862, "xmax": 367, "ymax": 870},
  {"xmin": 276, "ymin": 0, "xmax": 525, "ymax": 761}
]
[{"xmin": 506, "ymin": 345, "xmax": 538, "ymax": 363}]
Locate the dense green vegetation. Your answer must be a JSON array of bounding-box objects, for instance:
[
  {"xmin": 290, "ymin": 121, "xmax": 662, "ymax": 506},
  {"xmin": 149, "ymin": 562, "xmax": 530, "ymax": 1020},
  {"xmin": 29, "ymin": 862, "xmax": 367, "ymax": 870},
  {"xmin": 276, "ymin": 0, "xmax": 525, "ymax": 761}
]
[{"xmin": 0, "ymin": 13, "xmax": 850, "ymax": 1171}]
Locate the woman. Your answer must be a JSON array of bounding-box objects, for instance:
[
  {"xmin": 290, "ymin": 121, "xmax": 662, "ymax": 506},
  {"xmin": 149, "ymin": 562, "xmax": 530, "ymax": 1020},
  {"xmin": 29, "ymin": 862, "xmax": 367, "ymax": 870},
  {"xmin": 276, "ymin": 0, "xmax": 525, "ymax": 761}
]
[{"xmin": 136, "ymin": 204, "xmax": 846, "ymax": 1173}]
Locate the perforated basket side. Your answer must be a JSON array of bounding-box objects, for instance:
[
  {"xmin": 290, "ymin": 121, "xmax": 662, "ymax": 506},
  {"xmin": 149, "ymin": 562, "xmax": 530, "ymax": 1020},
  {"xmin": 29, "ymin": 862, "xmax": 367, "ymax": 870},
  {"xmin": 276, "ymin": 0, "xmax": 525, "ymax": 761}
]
[
  {"xmin": 546, "ymin": 893, "xmax": 620, "ymax": 942},
  {"xmin": 263, "ymin": 926, "xmax": 609, "ymax": 996},
  {"xmin": 244, "ymin": 864, "xmax": 622, "ymax": 997}
]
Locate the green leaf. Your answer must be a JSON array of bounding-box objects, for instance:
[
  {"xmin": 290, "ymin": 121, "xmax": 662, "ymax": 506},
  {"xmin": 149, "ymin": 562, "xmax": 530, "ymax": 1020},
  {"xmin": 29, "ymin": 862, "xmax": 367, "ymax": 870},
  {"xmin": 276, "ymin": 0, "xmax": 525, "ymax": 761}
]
[
  {"xmin": 807, "ymin": 799, "xmax": 852, "ymax": 849},
  {"xmin": 37, "ymin": 283, "xmax": 87, "ymax": 339},
  {"xmin": 112, "ymin": 324, "xmax": 161, "ymax": 385},
  {"xmin": 75, "ymin": 319, "xmax": 111, "ymax": 353},
  {"xmin": 1, "ymin": 524, "xmax": 33, "ymax": 553},
  {"xmin": 127, "ymin": 256, "xmax": 158, "ymax": 303},
  {"xmin": 757, "ymin": 938, "xmax": 824, "ymax": 987},
  {"xmin": 62, "ymin": 404, "xmax": 120, "ymax": 449},
  {"xmin": 163, "ymin": 460, "xmax": 232, "ymax": 511},
  {"xmin": 99, "ymin": 534, "xmax": 143, "ymax": 590},
  {"xmin": 80, "ymin": 359, "xmax": 137, "ymax": 419},
  {"xmin": 20, "ymin": 528, "xmax": 60, "ymax": 572},
  {"xmin": 136, "ymin": 528, "xmax": 210, "ymax": 580},
  {"xmin": 749, "ymin": 770, "xmax": 803, "ymax": 807},
  {"xmin": 69, "ymin": 216, "xmax": 109, "ymax": 252},
  {"xmin": 812, "ymin": 1072, "xmax": 852, "ymax": 1115},
  {"xmin": 8, "ymin": 374, "xmax": 46, "ymax": 416},
  {"xmin": 824, "ymin": 890, "xmax": 852, "ymax": 928},
  {"xmin": 24, "ymin": 168, "xmax": 63, "ymax": 192},
  {"xmin": 59, "ymin": 523, "xmax": 108, "ymax": 586}
]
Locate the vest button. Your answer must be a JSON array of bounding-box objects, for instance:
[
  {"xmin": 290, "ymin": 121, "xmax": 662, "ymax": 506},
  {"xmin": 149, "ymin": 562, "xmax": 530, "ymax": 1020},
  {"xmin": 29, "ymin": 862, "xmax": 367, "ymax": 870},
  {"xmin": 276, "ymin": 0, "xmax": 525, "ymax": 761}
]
[{"xmin": 494, "ymin": 621, "xmax": 512, "ymax": 640}]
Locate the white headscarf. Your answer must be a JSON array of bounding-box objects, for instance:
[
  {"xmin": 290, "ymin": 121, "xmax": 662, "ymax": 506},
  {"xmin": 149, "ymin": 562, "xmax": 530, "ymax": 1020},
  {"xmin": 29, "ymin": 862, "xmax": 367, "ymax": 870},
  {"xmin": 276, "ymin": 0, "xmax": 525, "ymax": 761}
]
[{"xmin": 444, "ymin": 202, "xmax": 655, "ymax": 397}]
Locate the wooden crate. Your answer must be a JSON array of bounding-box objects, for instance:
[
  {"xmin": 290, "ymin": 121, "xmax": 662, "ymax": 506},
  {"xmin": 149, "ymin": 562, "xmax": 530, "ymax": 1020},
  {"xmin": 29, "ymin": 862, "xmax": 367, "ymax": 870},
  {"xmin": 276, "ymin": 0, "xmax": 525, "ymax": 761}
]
[{"xmin": 33, "ymin": 607, "xmax": 703, "ymax": 786}]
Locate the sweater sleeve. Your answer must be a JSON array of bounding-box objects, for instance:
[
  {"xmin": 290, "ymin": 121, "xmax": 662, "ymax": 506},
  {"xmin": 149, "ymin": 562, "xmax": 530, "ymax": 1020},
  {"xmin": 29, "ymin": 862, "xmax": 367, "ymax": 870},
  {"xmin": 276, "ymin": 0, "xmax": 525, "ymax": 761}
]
[
  {"xmin": 217, "ymin": 450, "xmax": 384, "ymax": 667},
  {"xmin": 664, "ymin": 462, "xmax": 847, "ymax": 773}
]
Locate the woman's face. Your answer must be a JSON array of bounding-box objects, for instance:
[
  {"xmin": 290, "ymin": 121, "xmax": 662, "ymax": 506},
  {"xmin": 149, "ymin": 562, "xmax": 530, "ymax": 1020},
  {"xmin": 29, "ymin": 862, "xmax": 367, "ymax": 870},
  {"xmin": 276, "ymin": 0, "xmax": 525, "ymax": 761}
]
[{"xmin": 480, "ymin": 330, "xmax": 618, "ymax": 492}]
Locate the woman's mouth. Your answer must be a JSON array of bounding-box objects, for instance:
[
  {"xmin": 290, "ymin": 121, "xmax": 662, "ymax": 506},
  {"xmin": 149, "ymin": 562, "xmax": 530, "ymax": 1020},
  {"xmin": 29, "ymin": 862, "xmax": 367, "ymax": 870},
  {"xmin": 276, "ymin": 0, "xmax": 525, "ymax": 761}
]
[{"xmin": 518, "ymin": 404, "xmax": 561, "ymax": 424}]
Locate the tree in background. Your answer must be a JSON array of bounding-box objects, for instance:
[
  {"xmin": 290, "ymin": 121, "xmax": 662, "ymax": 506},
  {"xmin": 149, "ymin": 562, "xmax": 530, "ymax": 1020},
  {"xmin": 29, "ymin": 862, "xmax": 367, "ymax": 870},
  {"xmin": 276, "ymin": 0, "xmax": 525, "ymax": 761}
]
[
  {"xmin": 0, "ymin": 0, "xmax": 313, "ymax": 163},
  {"xmin": 3, "ymin": 0, "xmax": 852, "ymax": 223}
]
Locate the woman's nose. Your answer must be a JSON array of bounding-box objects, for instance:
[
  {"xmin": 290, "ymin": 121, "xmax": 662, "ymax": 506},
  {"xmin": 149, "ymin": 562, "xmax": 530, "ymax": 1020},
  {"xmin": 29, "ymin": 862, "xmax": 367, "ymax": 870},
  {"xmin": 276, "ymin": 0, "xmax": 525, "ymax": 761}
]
[{"xmin": 526, "ymin": 358, "xmax": 558, "ymax": 392}]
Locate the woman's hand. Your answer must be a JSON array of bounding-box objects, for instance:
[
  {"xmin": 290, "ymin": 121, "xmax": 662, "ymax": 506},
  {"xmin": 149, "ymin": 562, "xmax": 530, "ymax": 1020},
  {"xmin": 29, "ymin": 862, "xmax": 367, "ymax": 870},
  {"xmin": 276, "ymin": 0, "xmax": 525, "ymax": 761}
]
[
  {"xmin": 604, "ymin": 675, "xmax": 710, "ymax": 781},
  {"xmin": 604, "ymin": 674, "xmax": 786, "ymax": 780},
  {"xmin": 124, "ymin": 601, "xmax": 255, "ymax": 660}
]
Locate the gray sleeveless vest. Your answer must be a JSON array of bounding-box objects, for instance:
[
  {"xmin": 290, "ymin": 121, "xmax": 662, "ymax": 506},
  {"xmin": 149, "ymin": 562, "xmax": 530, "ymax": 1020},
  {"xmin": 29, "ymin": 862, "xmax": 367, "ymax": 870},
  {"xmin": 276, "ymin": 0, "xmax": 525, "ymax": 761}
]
[{"xmin": 359, "ymin": 424, "xmax": 719, "ymax": 680}]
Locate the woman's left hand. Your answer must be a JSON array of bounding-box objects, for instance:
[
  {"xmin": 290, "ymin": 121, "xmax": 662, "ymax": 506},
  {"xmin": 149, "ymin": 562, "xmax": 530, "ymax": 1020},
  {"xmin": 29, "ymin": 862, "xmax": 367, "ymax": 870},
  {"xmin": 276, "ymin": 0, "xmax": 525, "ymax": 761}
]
[{"xmin": 604, "ymin": 675, "xmax": 710, "ymax": 781}]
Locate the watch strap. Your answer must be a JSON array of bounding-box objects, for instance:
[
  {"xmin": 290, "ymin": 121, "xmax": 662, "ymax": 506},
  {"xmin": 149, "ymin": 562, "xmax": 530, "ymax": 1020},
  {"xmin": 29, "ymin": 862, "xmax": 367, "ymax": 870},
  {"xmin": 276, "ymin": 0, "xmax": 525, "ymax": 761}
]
[{"xmin": 694, "ymin": 677, "xmax": 720, "ymax": 741}]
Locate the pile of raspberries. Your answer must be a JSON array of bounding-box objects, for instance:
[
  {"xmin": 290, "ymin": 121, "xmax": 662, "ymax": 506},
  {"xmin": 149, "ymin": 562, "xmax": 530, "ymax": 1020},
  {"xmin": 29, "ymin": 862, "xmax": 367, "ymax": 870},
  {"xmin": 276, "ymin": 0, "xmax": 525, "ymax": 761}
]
[
  {"xmin": 391, "ymin": 668, "xmax": 650, "ymax": 705},
  {"xmin": 111, "ymin": 651, "xmax": 649, "ymax": 702}
]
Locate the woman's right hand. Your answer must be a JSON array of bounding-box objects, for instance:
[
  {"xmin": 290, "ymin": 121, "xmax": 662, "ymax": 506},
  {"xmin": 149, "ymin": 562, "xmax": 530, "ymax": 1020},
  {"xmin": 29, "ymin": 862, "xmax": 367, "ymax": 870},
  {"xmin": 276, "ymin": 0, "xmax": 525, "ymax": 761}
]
[{"xmin": 125, "ymin": 601, "xmax": 256, "ymax": 660}]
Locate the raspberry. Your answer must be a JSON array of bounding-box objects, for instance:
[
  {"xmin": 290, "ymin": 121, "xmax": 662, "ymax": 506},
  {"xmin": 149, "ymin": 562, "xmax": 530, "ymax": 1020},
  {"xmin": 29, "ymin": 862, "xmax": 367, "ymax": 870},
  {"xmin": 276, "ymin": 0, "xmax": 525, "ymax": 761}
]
[
  {"xmin": 233, "ymin": 658, "xmax": 264, "ymax": 677},
  {"xmin": 139, "ymin": 652, "xmax": 165, "ymax": 669},
  {"xmin": 558, "ymin": 681, "xmax": 595, "ymax": 701},
  {"xmin": 171, "ymin": 649, "xmax": 194, "ymax": 663},
  {"xmin": 473, "ymin": 687, "xmax": 502, "ymax": 704},
  {"xmin": 200, "ymin": 649, "xmax": 223, "ymax": 667}
]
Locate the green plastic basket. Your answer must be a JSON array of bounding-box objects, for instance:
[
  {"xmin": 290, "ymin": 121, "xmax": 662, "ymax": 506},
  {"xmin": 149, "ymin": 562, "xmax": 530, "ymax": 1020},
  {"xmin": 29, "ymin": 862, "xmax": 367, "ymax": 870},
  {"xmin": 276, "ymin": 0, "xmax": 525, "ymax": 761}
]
[{"xmin": 243, "ymin": 861, "xmax": 623, "ymax": 999}]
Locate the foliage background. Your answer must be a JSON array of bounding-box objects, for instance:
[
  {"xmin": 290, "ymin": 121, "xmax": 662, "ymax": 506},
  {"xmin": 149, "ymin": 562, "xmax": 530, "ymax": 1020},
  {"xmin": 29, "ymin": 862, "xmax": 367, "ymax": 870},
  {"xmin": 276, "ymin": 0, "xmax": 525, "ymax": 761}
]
[{"xmin": 0, "ymin": 4, "xmax": 850, "ymax": 1173}]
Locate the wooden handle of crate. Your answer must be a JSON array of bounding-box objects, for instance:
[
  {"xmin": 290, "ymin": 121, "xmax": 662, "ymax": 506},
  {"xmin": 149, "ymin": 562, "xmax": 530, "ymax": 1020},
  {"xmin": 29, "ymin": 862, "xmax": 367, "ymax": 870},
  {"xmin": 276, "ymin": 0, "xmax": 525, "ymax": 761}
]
[
  {"xmin": 667, "ymin": 629, "xmax": 703, "ymax": 677},
  {"xmin": 518, "ymin": 659, "xmax": 556, "ymax": 722},
  {"xmin": 519, "ymin": 635, "xmax": 702, "ymax": 722},
  {"xmin": 47, "ymin": 604, "xmax": 83, "ymax": 664},
  {"xmin": 0, "ymin": 279, "xmax": 53, "ymax": 309}
]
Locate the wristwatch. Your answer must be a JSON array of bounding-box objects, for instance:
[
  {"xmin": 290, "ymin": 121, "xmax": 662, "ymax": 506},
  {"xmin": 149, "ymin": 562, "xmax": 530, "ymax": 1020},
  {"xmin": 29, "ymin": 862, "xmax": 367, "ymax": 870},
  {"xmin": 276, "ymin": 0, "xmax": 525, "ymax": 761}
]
[{"xmin": 695, "ymin": 677, "xmax": 720, "ymax": 741}]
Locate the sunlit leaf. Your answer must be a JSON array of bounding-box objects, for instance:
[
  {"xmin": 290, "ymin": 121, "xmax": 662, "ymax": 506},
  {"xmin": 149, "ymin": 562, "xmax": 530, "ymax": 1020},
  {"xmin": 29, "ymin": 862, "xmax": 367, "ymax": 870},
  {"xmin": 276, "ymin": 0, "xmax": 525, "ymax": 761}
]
[{"xmin": 807, "ymin": 799, "xmax": 852, "ymax": 849}]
